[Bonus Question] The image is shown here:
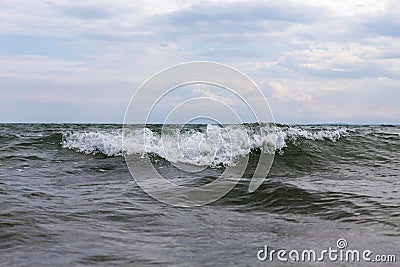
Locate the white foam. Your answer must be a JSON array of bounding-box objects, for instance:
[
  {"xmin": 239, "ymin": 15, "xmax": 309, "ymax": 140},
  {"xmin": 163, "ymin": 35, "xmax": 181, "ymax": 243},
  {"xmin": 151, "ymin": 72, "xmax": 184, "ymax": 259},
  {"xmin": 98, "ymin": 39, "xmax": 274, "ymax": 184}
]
[
  {"xmin": 270, "ymin": 126, "xmax": 348, "ymax": 151},
  {"xmin": 61, "ymin": 131, "xmax": 124, "ymax": 156},
  {"xmin": 61, "ymin": 125, "xmax": 348, "ymax": 166}
]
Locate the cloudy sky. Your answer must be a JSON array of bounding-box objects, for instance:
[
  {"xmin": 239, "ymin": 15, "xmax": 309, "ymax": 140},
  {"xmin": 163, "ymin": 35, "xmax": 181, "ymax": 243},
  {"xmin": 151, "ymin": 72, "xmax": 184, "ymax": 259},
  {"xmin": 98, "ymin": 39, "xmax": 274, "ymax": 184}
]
[{"xmin": 0, "ymin": 0, "xmax": 399, "ymax": 124}]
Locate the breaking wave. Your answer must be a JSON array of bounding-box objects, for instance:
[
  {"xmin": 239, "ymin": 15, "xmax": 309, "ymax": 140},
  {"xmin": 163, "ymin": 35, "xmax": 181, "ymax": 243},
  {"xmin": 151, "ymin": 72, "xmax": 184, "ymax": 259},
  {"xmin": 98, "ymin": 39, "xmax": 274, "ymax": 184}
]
[{"xmin": 61, "ymin": 124, "xmax": 349, "ymax": 167}]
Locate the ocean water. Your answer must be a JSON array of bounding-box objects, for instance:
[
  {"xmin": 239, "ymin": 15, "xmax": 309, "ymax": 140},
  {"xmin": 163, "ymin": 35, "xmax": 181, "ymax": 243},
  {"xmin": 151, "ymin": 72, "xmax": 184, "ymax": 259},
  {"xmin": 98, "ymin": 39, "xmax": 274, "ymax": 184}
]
[{"xmin": 0, "ymin": 123, "xmax": 399, "ymax": 266}]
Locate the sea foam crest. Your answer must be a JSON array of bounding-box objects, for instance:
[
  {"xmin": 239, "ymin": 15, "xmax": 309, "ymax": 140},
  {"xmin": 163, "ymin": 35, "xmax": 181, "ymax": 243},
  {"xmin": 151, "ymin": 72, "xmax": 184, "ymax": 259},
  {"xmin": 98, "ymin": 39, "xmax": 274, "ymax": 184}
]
[
  {"xmin": 272, "ymin": 127, "xmax": 348, "ymax": 150},
  {"xmin": 61, "ymin": 125, "xmax": 348, "ymax": 166}
]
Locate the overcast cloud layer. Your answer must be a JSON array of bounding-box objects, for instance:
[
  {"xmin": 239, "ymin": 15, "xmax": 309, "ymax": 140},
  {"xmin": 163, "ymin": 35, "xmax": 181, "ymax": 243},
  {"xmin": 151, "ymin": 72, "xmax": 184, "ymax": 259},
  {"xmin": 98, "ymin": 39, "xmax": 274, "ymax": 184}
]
[{"xmin": 0, "ymin": 0, "xmax": 399, "ymax": 124}]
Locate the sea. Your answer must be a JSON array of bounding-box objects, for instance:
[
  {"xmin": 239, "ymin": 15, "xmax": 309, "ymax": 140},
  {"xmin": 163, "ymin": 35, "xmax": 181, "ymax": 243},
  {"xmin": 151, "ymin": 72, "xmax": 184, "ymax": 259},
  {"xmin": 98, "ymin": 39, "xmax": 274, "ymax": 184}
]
[{"xmin": 0, "ymin": 123, "xmax": 399, "ymax": 266}]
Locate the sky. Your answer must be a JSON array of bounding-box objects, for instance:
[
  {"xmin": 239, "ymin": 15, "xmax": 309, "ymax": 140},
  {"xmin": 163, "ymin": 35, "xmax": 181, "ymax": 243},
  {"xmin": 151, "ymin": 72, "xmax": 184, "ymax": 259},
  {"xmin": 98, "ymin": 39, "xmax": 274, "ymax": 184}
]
[{"xmin": 0, "ymin": 0, "xmax": 399, "ymax": 124}]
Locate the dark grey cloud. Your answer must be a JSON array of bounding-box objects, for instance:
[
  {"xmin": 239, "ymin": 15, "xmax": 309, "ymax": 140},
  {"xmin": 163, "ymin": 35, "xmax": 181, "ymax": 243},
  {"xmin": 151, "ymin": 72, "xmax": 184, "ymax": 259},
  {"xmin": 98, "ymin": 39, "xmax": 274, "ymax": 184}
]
[
  {"xmin": 166, "ymin": 1, "xmax": 326, "ymax": 25},
  {"xmin": 48, "ymin": 1, "xmax": 119, "ymax": 20},
  {"xmin": 358, "ymin": 0, "xmax": 400, "ymax": 37},
  {"xmin": 144, "ymin": 1, "xmax": 329, "ymax": 42}
]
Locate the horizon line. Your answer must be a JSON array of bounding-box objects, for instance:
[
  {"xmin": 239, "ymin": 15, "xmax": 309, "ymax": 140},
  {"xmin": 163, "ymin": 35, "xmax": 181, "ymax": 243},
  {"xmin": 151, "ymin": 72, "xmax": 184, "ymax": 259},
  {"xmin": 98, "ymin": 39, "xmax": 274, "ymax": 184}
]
[{"xmin": 0, "ymin": 121, "xmax": 399, "ymax": 126}]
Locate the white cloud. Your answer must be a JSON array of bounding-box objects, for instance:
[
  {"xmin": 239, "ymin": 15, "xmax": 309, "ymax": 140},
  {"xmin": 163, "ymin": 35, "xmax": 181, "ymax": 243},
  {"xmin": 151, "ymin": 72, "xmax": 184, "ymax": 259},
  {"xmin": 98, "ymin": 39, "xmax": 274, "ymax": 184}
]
[
  {"xmin": 269, "ymin": 81, "xmax": 312, "ymax": 102},
  {"xmin": 192, "ymin": 88, "xmax": 240, "ymax": 105}
]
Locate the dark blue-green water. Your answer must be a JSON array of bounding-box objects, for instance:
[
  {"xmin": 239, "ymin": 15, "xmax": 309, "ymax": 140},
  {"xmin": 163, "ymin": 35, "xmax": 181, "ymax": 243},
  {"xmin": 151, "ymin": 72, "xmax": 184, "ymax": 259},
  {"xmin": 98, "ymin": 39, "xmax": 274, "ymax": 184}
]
[{"xmin": 0, "ymin": 124, "xmax": 398, "ymax": 266}]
